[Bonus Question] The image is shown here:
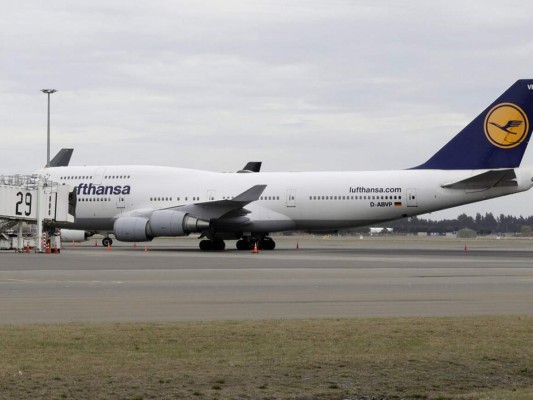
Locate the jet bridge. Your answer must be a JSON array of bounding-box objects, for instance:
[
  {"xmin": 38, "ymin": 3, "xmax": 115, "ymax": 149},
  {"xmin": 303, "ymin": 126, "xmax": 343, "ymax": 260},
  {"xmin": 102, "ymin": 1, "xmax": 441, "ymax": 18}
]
[{"xmin": 0, "ymin": 175, "xmax": 76, "ymax": 252}]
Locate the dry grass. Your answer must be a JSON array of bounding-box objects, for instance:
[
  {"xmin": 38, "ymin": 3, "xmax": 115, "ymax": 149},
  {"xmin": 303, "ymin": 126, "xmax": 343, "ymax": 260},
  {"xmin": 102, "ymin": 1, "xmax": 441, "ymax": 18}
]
[{"xmin": 0, "ymin": 316, "xmax": 531, "ymax": 399}]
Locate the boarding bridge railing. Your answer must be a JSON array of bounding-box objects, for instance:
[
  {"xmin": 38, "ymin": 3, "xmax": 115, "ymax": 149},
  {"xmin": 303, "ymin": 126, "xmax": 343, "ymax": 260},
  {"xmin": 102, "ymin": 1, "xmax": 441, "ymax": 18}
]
[{"xmin": 0, "ymin": 175, "xmax": 76, "ymax": 252}]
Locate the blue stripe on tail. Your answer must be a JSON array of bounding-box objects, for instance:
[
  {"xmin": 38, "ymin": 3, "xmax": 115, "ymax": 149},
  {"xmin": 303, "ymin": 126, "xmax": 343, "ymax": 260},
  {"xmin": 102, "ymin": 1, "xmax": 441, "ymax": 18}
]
[{"xmin": 414, "ymin": 80, "xmax": 533, "ymax": 170}]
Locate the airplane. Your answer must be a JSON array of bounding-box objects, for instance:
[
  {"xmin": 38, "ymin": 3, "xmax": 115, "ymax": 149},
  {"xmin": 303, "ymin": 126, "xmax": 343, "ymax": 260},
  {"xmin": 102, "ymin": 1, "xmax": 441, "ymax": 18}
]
[{"xmin": 39, "ymin": 79, "xmax": 533, "ymax": 251}]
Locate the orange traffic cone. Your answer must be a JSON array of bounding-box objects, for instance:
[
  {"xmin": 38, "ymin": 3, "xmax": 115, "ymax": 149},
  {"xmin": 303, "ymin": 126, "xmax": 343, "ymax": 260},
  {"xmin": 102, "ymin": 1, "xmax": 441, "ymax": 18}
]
[
  {"xmin": 252, "ymin": 242, "xmax": 259, "ymax": 254},
  {"xmin": 107, "ymin": 244, "xmax": 111, "ymax": 251},
  {"xmin": 72, "ymin": 240, "xmax": 76, "ymax": 247},
  {"xmin": 144, "ymin": 246, "xmax": 148, "ymax": 252},
  {"xmin": 45, "ymin": 245, "xmax": 51, "ymax": 254},
  {"xmin": 25, "ymin": 244, "xmax": 30, "ymax": 253},
  {"xmin": 94, "ymin": 240, "xmax": 98, "ymax": 247},
  {"xmin": 133, "ymin": 242, "xmax": 137, "ymax": 248}
]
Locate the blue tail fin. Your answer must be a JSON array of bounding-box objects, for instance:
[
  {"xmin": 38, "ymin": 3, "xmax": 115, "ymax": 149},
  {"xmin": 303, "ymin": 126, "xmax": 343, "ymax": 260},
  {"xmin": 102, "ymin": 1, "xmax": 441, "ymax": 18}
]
[{"xmin": 414, "ymin": 80, "xmax": 533, "ymax": 169}]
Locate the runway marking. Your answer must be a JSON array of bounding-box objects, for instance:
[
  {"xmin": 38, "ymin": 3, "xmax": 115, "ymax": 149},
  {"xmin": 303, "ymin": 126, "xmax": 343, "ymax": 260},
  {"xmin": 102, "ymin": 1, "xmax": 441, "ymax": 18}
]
[{"xmin": 0, "ymin": 278, "xmax": 124, "ymax": 284}]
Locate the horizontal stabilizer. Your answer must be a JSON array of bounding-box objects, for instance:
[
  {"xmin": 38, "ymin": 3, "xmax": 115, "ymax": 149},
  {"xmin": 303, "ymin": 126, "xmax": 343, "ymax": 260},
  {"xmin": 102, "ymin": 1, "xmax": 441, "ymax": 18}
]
[
  {"xmin": 442, "ymin": 169, "xmax": 517, "ymax": 190},
  {"xmin": 172, "ymin": 184, "xmax": 267, "ymax": 220}
]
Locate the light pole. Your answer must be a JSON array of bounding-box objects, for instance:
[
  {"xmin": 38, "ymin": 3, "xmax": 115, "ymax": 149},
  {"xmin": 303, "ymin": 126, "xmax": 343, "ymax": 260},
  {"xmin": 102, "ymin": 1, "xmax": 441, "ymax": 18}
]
[{"xmin": 41, "ymin": 89, "xmax": 57, "ymax": 168}]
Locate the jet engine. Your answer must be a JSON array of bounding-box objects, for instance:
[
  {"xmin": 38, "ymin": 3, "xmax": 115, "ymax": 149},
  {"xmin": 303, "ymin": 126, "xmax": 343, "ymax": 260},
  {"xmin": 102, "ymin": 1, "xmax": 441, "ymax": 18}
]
[
  {"xmin": 149, "ymin": 210, "xmax": 210, "ymax": 236},
  {"xmin": 113, "ymin": 217, "xmax": 151, "ymax": 242},
  {"xmin": 113, "ymin": 211, "xmax": 210, "ymax": 242},
  {"xmin": 60, "ymin": 229, "xmax": 92, "ymax": 242}
]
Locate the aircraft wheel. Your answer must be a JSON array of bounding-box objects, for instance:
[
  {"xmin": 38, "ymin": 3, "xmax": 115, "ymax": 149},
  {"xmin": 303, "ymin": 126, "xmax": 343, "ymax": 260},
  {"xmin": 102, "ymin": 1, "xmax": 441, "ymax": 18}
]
[
  {"xmin": 212, "ymin": 239, "xmax": 226, "ymax": 251},
  {"xmin": 199, "ymin": 240, "xmax": 213, "ymax": 251},
  {"xmin": 260, "ymin": 238, "xmax": 275, "ymax": 250},
  {"xmin": 102, "ymin": 237, "xmax": 113, "ymax": 247},
  {"xmin": 236, "ymin": 240, "xmax": 247, "ymax": 250}
]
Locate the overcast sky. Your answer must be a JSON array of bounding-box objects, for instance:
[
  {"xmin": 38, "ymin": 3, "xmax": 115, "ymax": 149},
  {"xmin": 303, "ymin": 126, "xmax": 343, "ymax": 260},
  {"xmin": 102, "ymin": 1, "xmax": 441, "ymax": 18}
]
[{"xmin": 2, "ymin": 0, "xmax": 533, "ymax": 219}]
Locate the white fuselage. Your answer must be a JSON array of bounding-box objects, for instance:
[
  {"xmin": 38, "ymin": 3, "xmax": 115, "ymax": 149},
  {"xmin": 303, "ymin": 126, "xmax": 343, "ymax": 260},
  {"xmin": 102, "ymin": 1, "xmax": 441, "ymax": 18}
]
[{"xmin": 38, "ymin": 165, "xmax": 533, "ymax": 234}]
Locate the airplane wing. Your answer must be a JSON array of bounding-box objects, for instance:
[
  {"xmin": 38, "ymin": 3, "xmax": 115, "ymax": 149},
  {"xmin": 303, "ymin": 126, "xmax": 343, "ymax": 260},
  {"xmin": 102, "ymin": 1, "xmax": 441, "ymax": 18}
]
[
  {"xmin": 169, "ymin": 184, "xmax": 267, "ymax": 220},
  {"xmin": 49, "ymin": 148, "xmax": 74, "ymax": 167},
  {"xmin": 442, "ymin": 169, "xmax": 517, "ymax": 190}
]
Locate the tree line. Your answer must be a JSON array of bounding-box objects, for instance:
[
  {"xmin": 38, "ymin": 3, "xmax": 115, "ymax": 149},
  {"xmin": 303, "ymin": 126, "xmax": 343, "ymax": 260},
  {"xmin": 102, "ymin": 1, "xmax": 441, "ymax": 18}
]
[
  {"xmin": 309, "ymin": 213, "xmax": 533, "ymax": 236},
  {"xmin": 373, "ymin": 213, "xmax": 533, "ymax": 235}
]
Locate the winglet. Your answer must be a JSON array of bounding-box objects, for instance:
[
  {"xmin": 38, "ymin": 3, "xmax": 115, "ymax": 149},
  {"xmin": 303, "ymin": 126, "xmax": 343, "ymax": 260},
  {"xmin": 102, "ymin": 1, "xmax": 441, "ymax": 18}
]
[
  {"xmin": 237, "ymin": 162, "xmax": 262, "ymax": 173},
  {"xmin": 48, "ymin": 148, "xmax": 74, "ymax": 167},
  {"xmin": 232, "ymin": 184, "xmax": 267, "ymax": 202}
]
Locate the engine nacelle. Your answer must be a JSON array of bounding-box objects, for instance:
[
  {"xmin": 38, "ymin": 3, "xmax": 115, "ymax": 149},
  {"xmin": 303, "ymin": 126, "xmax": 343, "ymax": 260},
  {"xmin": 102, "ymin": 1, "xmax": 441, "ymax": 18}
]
[
  {"xmin": 148, "ymin": 210, "xmax": 210, "ymax": 236},
  {"xmin": 60, "ymin": 229, "xmax": 91, "ymax": 242},
  {"xmin": 113, "ymin": 212, "xmax": 210, "ymax": 242},
  {"xmin": 113, "ymin": 217, "xmax": 152, "ymax": 242}
]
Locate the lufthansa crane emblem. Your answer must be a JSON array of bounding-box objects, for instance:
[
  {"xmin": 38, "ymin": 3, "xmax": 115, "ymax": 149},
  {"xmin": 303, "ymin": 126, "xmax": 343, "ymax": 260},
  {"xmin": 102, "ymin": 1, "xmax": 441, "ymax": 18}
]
[{"xmin": 484, "ymin": 103, "xmax": 529, "ymax": 149}]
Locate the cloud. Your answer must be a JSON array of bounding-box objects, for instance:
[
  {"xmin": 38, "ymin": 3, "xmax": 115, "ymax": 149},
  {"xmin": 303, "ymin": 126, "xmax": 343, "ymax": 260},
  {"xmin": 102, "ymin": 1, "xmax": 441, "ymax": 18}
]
[{"xmin": 1, "ymin": 0, "xmax": 533, "ymax": 218}]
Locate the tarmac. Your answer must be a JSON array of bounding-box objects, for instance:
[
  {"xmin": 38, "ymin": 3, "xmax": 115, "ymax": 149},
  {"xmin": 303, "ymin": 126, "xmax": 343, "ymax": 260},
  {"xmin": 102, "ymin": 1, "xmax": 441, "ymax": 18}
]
[{"xmin": 0, "ymin": 236, "xmax": 532, "ymax": 323}]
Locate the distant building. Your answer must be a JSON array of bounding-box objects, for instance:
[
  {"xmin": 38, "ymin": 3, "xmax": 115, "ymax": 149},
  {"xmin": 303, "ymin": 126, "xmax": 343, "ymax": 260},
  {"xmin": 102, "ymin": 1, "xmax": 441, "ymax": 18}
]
[{"xmin": 369, "ymin": 227, "xmax": 393, "ymax": 235}]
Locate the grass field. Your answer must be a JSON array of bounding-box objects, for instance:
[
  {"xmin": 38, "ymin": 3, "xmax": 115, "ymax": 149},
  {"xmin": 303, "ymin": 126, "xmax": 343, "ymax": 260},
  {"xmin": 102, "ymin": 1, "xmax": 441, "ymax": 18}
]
[{"xmin": 0, "ymin": 316, "xmax": 532, "ymax": 399}]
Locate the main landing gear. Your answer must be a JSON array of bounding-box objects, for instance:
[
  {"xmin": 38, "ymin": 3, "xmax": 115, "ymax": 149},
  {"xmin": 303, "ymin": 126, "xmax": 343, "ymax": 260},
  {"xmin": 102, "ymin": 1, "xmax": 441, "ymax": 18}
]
[
  {"xmin": 198, "ymin": 236, "xmax": 276, "ymax": 251},
  {"xmin": 236, "ymin": 237, "xmax": 276, "ymax": 251},
  {"xmin": 102, "ymin": 236, "xmax": 113, "ymax": 247},
  {"xmin": 199, "ymin": 238, "xmax": 226, "ymax": 251}
]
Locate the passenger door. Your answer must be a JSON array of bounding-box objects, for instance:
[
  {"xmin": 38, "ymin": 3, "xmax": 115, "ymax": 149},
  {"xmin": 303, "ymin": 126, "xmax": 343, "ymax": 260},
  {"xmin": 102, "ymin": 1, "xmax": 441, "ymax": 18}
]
[
  {"xmin": 286, "ymin": 189, "xmax": 296, "ymax": 207},
  {"xmin": 406, "ymin": 188, "xmax": 418, "ymax": 207}
]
